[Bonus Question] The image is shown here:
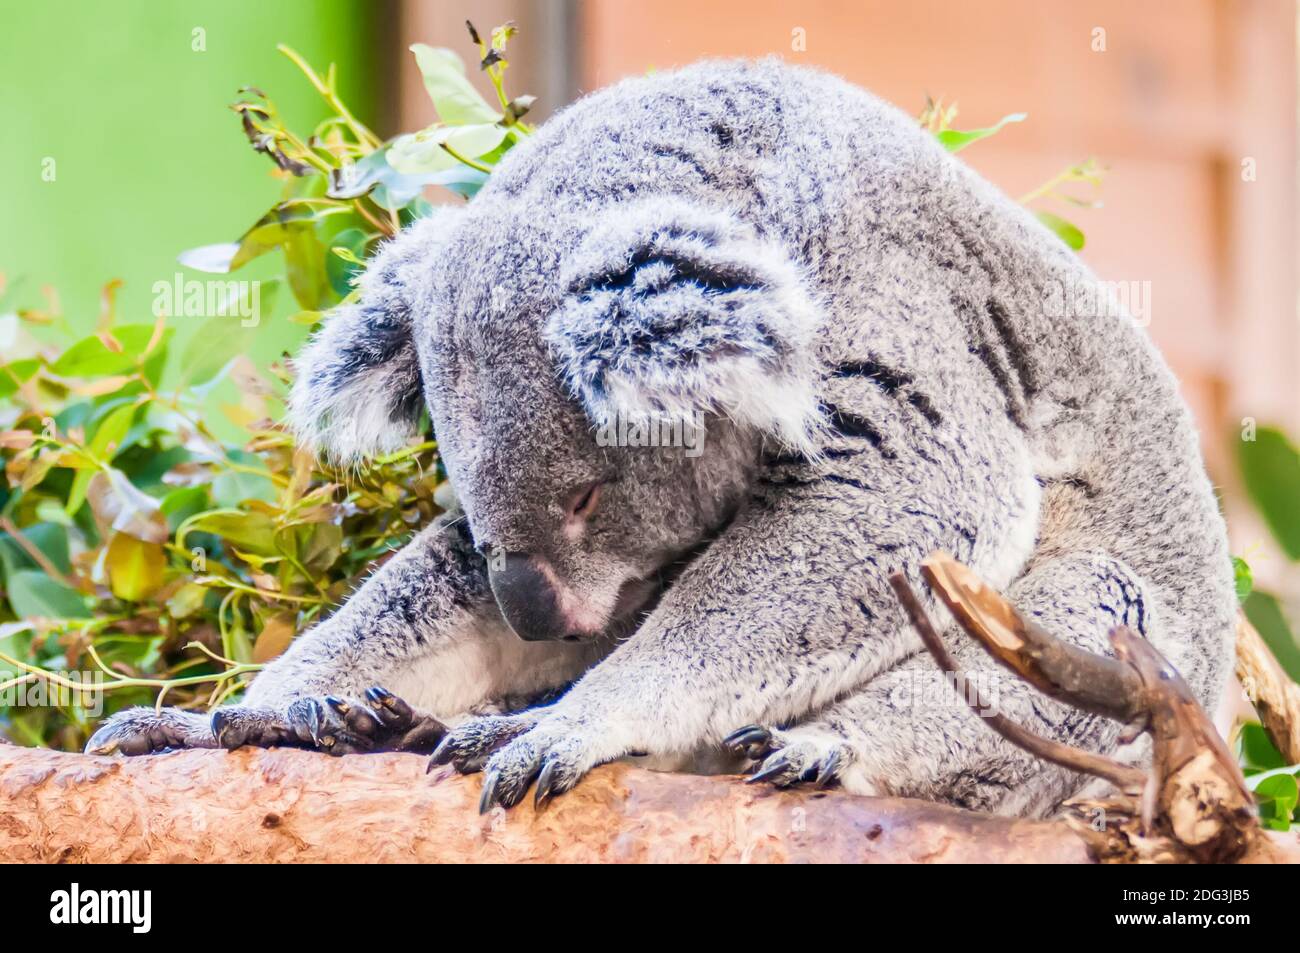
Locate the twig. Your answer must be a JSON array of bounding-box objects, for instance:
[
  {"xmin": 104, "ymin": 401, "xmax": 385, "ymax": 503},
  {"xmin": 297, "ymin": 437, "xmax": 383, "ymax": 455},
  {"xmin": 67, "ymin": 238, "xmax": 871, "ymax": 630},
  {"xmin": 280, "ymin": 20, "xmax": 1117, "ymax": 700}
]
[
  {"xmin": 920, "ymin": 553, "xmax": 1144, "ymax": 721},
  {"xmin": 888, "ymin": 572, "xmax": 1146, "ymax": 791},
  {"xmin": 0, "ymin": 516, "xmax": 80, "ymax": 591}
]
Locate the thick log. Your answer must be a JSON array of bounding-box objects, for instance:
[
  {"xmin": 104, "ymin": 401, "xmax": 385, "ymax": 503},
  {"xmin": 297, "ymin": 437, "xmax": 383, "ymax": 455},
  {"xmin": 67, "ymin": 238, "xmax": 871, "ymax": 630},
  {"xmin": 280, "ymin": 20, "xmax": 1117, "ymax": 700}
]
[{"xmin": 0, "ymin": 745, "xmax": 1094, "ymax": 864}]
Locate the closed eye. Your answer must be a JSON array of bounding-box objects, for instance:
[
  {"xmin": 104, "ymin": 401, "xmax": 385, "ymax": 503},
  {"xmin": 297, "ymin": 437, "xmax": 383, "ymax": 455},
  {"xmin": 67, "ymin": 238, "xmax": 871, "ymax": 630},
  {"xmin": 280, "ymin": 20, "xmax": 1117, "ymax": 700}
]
[{"xmin": 567, "ymin": 480, "xmax": 603, "ymax": 520}]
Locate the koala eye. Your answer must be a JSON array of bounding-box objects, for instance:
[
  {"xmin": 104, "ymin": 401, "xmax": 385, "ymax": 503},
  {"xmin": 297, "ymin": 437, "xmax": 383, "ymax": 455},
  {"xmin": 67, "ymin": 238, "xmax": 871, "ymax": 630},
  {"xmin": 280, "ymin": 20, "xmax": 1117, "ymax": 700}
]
[{"xmin": 567, "ymin": 480, "xmax": 603, "ymax": 520}]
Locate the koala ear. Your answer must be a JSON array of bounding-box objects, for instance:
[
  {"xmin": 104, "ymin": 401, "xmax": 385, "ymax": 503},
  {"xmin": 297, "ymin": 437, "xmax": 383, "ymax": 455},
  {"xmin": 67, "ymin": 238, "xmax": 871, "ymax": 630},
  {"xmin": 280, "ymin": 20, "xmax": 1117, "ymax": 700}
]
[
  {"xmin": 545, "ymin": 201, "xmax": 825, "ymax": 455},
  {"xmin": 287, "ymin": 210, "xmax": 454, "ymax": 464}
]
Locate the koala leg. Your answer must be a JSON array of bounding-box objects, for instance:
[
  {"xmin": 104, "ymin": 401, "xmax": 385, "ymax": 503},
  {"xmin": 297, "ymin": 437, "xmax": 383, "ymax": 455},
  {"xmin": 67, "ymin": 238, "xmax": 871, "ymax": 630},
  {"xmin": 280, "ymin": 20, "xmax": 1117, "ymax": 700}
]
[
  {"xmin": 730, "ymin": 550, "xmax": 1153, "ymax": 816},
  {"xmin": 87, "ymin": 514, "xmax": 599, "ymax": 757}
]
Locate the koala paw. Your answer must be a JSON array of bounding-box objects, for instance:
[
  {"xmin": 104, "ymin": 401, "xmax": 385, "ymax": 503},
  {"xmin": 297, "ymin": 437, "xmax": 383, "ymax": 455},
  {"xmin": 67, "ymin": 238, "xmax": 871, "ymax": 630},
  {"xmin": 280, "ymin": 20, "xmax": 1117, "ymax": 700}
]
[
  {"xmin": 217, "ymin": 686, "xmax": 446, "ymax": 756},
  {"xmin": 85, "ymin": 706, "xmax": 216, "ymax": 755},
  {"xmin": 429, "ymin": 708, "xmax": 621, "ymax": 812},
  {"xmin": 85, "ymin": 686, "xmax": 445, "ymax": 758},
  {"xmin": 723, "ymin": 724, "xmax": 855, "ymax": 790}
]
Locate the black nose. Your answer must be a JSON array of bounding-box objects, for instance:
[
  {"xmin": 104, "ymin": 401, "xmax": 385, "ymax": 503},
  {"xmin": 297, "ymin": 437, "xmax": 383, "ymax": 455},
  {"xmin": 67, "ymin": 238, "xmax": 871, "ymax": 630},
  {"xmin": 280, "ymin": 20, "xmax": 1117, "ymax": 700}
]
[{"xmin": 488, "ymin": 553, "xmax": 570, "ymax": 642}]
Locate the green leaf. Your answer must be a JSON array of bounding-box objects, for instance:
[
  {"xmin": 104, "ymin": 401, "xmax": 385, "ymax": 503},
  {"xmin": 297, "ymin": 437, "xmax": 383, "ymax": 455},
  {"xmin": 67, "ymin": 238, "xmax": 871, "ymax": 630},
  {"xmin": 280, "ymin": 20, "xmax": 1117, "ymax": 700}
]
[
  {"xmin": 177, "ymin": 243, "xmax": 240, "ymax": 274},
  {"xmin": 166, "ymin": 582, "xmax": 209, "ymax": 619},
  {"xmin": 177, "ymin": 282, "xmax": 278, "ymax": 387},
  {"xmin": 89, "ymin": 402, "xmax": 137, "ymax": 461},
  {"xmin": 179, "ymin": 509, "xmax": 278, "ymax": 556},
  {"xmin": 284, "ymin": 227, "xmax": 333, "ymax": 311},
  {"xmin": 230, "ymin": 200, "xmax": 352, "ymax": 272},
  {"xmin": 211, "ymin": 467, "xmax": 278, "ymax": 508},
  {"xmin": 50, "ymin": 336, "xmax": 137, "ymax": 377},
  {"xmin": 105, "ymin": 532, "xmax": 166, "ymax": 602},
  {"xmin": 0, "ymin": 358, "xmax": 40, "ymax": 400},
  {"xmin": 1253, "ymin": 772, "xmax": 1298, "ymax": 831},
  {"xmin": 325, "ymin": 227, "xmax": 370, "ymax": 299},
  {"xmin": 409, "ymin": 44, "xmax": 501, "ymax": 125},
  {"xmin": 1233, "ymin": 556, "xmax": 1254, "ymax": 603},
  {"xmin": 1238, "ymin": 426, "xmax": 1300, "ymax": 560},
  {"xmin": 291, "ymin": 521, "xmax": 343, "ymax": 576},
  {"xmin": 1243, "ymin": 590, "xmax": 1300, "ymax": 683},
  {"xmin": 1034, "ymin": 210, "xmax": 1085, "ymax": 250},
  {"xmin": 934, "ymin": 112, "xmax": 1026, "ymax": 153},
  {"xmin": 0, "ymin": 522, "xmax": 72, "ymax": 581},
  {"xmin": 160, "ymin": 486, "xmax": 211, "ymax": 531},
  {"xmin": 6, "ymin": 569, "xmax": 90, "ymax": 619},
  {"xmin": 1238, "ymin": 721, "xmax": 1286, "ymax": 773},
  {"xmin": 387, "ymin": 123, "xmax": 508, "ymax": 175},
  {"xmin": 330, "ymin": 148, "xmax": 488, "ymax": 205},
  {"xmin": 48, "ymin": 325, "xmax": 158, "ymax": 377},
  {"xmin": 64, "ymin": 401, "xmax": 133, "ymax": 517}
]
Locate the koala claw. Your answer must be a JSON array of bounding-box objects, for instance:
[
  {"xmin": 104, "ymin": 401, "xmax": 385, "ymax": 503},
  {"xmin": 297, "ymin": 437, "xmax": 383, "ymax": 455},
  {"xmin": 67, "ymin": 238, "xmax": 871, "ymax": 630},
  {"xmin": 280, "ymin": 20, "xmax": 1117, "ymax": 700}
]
[
  {"xmin": 722, "ymin": 724, "xmax": 776, "ymax": 760},
  {"xmin": 216, "ymin": 686, "xmax": 445, "ymax": 756},
  {"xmin": 85, "ymin": 706, "xmax": 215, "ymax": 756},
  {"xmin": 428, "ymin": 712, "xmax": 538, "ymax": 774},
  {"xmin": 434, "ymin": 709, "xmax": 617, "ymax": 812},
  {"xmin": 733, "ymin": 727, "xmax": 852, "ymax": 790}
]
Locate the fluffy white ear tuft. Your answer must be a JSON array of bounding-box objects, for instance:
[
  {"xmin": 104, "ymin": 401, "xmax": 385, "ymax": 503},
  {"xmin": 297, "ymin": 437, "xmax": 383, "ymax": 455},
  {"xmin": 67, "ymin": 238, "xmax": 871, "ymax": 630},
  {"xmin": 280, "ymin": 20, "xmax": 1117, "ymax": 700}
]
[
  {"xmin": 545, "ymin": 201, "xmax": 826, "ymax": 456},
  {"xmin": 287, "ymin": 211, "xmax": 455, "ymax": 464}
]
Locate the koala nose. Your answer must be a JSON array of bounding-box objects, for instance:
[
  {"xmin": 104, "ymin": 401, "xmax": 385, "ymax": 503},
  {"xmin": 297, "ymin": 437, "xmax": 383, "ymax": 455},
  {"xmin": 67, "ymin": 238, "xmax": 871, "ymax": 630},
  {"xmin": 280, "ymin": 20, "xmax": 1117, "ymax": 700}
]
[{"xmin": 488, "ymin": 553, "xmax": 575, "ymax": 642}]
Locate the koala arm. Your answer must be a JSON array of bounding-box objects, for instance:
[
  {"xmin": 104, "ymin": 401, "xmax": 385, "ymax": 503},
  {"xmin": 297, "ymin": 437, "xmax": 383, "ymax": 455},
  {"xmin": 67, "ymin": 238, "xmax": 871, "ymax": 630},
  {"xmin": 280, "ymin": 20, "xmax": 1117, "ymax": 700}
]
[{"xmin": 86, "ymin": 514, "xmax": 596, "ymax": 755}]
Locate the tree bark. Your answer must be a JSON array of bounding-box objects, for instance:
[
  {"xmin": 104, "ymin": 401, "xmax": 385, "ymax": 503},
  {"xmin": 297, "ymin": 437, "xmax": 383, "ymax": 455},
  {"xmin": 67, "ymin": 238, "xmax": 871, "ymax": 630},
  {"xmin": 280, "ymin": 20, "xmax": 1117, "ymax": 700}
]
[
  {"xmin": 0, "ymin": 745, "xmax": 1097, "ymax": 863},
  {"xmin": 1236, "ymin": 616, "xmax": 1300, "ymax": 765}
]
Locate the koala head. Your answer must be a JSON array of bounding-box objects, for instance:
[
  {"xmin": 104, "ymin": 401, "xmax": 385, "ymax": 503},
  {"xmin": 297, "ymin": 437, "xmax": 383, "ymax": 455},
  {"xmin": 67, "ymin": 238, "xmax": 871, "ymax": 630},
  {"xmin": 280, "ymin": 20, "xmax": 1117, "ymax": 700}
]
[{"xmin": 289, "ymin": 192, "xmax": 823, "ymax": 644}]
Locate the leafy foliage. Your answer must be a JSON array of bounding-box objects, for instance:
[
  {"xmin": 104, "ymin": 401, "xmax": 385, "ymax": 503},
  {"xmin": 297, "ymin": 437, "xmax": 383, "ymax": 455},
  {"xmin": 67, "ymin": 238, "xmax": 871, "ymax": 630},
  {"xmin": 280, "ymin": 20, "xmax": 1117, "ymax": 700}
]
[
  {"xmin": 1234, "ymin": 425, "xmax": 1300, "ymax": 826},
  {"xmin": 918, "ymin": 95, "xmax": 1102, "ymax": 249},
  {"xmin": 0, "ymin": 21, "xmax": 527, "ymax": 749}
]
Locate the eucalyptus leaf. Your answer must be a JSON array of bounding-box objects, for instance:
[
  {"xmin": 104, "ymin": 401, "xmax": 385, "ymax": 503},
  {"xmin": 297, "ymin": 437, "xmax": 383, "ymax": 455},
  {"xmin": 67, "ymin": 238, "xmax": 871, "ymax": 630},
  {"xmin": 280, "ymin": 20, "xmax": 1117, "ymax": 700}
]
[
  {"xmin": 409, "ymin": 44, "xmax": 501, "ymax": 125},
  {"xmin": 7, "ymin": 569, "xmax": 90, "ymax": 619},
  {"xmin": 388, "ymin": 123, "xmax": 507, "ymax": 175},
  {"xmin": 1254, "ymin": 772, "xmax": 1299, "ymax": 831},
  {"xmin": 1242, "ymin": 591, "xmax": 1300, "ymax": 683},
  {"xmin": 1238, "ymin": 426, "xmax": 1300, "ymax": 560},
  {"xmin": 105, "ymin": 532, "xmax": 166, "ymax": 602},
  {"xmin": 0, "ymin": 522, "xmax": 72, "ymax": 581},
  {"xmin": 177, "ymin": 243, "xmax": 240, "ymax": 274},
  {"xmin": 934, "ymin": 112, "xmax": 1026, "ymax": 153},
  {"xmin": 180, "ymin": 509, "xmax": 278, "ymax": 556},
  {"xmin": 1035, "ymin": 210, "xmax": 1086, "ymax": 250}
]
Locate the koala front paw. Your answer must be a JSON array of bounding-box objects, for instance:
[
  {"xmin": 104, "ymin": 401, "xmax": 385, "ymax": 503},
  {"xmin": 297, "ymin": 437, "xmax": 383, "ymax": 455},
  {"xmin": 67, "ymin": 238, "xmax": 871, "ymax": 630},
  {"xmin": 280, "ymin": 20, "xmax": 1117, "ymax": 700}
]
[
  {"xmin": 429, "ymin": 707, "xmax": 622, "ymax": 812},
  {"xmin": 723, "ymin": 724, "xmax": 861, "ymax": 791},
  {"xmin": 85, "ymin": 706, "xmax": 216, "ymax": 755},
  {"xmin": 217, "ymin": 686, "xmax": 447, "ymax": 756}
]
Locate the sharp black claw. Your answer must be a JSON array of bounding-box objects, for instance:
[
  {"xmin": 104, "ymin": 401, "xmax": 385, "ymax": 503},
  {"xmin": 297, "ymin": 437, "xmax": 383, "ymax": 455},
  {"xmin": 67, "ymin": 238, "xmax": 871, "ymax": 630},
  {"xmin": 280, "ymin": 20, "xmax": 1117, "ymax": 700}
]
[
  {"xmin": 746, "ymin": 757, "xmax": 792, "ymax": 785},
  {"xmin": 534, "ymin": 760, "xmax": 558, "ymax": 808},
  {"xmin": 325, "ymin": 695, "xmax": 350, "ymax": 716},
  {"xmin": 815, "ymin": 749, "xmax": 842, "ymax": 789},
  {"xmin": 304, "ymin": 698, "xmax": 325, "ymax": 744},
  {"xmin": 211, "ymin": 710, "xmax": 231, "ymax": 745},
  {"xmin": 366, "ymin": 686, "xmax": 396, "ymax": 709},
  {"xmin": 428, "ymin": 735, "xmax": 456, "ymax": 770},
  {"xmin": 723, "ymin": 724, "xmax": 770, "ymax": 752},
  {"xmin": 479, "ymin": 769, "xmax": 501, "ymax": 814}
]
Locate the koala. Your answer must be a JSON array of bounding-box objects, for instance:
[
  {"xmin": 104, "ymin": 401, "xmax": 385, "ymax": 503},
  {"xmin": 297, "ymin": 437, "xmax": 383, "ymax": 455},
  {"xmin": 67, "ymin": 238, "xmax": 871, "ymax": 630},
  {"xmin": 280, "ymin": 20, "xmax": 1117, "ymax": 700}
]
[{"xmin": 87, "ymin": 58, "xmax": 1236, "ymax": 818}]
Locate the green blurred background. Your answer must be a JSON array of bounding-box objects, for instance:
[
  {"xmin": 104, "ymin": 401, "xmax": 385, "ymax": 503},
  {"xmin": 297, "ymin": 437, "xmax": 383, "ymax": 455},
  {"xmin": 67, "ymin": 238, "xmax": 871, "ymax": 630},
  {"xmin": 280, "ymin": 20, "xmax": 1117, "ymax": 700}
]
[{"xmin": 0, "ymin": 0, "xmax": 390, "ymax": 366}]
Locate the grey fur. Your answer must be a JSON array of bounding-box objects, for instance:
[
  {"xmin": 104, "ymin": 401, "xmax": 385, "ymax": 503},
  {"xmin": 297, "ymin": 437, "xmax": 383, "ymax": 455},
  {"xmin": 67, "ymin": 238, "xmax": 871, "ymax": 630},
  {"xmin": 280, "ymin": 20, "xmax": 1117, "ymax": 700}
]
[{"xmin": 87, "ymin": 59, "xmax": 1234, "ymax": 817}]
